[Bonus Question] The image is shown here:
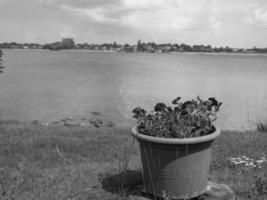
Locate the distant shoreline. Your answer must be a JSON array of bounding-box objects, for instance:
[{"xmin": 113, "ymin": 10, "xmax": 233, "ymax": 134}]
[
  {"xmin": 2, "ymin": 38, "xmax": 267, "ymax": 53},
  {"xmin": 2, "ymin": 48, "xmax": 267, "ymax": 55}
]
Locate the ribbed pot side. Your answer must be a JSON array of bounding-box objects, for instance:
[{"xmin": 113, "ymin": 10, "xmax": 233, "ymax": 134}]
[{"xmin": 132, "ymin": 126, "xmax": 220, "ymax": 199}]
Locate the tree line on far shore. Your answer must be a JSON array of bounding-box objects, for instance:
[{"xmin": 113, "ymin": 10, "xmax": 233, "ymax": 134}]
[
  {"xmin": 1, "ymin": 38, "xmax": 267, "ymax": 54},
  {"xmin": 0, "ymin": 49, "xmax": 4, "ymax": 74}
]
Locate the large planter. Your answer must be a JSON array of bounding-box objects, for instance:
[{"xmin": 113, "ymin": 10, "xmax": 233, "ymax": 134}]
[{"xmin": 132, "ymin": 126, "xmax": 220, "ymax": 199}]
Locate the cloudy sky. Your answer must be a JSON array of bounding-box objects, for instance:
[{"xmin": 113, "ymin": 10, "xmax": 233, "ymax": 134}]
[{"xmin": 0, "ymin": 0, "xmax": 267, "ymax": 48}]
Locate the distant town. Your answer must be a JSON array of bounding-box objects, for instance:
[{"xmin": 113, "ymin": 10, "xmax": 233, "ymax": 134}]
[{"xmin": 0, "ymin": 38, "xmax": 267, "ymax": 54}]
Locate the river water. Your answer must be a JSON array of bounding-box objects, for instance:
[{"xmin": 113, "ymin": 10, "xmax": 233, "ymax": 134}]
[{"xmin": 0, "ymin": 49, "xmax": 267, "ymax": 130}]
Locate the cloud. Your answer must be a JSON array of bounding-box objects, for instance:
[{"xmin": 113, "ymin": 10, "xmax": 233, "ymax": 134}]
[
  {"xmin": 254, "ymin": 9, "xmax": 267, "ymax": 22},
  {"xmin": 39, "ymin": 0, "xmax": 121, "ymax": 9},
  {"xmin": 58, "ymin": 0, "xmax": 207, "ymax": 28},
  {"xmin": 120, "ymin": 0, "xmax": 222, "ymax": 33},
  {"xmin": 247, "ymin": 8, "xmax": 267, "ymax": 25},
  {"xmin": 53, "ymin": 0, "xmax": 225, "ymax": 44},
  {"xmin": 1, "ymin": 0, "xmax": 267, "ymax": 47},
  {"xmin": 122, "ymin": 0, "xmax": 175, "ymax": 10},
  {"xmin": 60, "ymin": 5, "xmax": 116, "ymax": 23},
  {"xmin": 58, "ymin": 26, "xmax": 76, "ymax": 38},
  {"xmin": 243, "ymin": 4, "xmax": 267, "ymax": 30},
  {"xmin": 210, "ymin": 0, "xmax": 267, "ymax": 29},
  {"xmin": 38, "ymin": 0, "xmax": 53, "ymax": 3}
]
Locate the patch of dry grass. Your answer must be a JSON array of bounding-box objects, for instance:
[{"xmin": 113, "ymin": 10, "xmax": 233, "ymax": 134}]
[
  {"xmin": 210, "ymin": 130, "xmax": 267, "ymax": 200},
  {"xmin": 0, "ymin": 122, "xmax": 139, "ymax": 200},
  {"xmin": 0, "ymin": 121, "xmax": 266, "ymax": 199}
]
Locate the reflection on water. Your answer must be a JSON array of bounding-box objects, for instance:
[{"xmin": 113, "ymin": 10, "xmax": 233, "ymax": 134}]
[{"xmin": 0, "ymin": 49, "xmax": 267, "ymax": 130}]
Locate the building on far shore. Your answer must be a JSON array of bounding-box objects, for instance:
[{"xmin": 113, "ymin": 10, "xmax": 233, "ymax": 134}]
[
  {"xmin": 61, "ymin": 38, "xmax": 75, "ymax": 49},
  {"xmin": 43, "ymin": 38, "xmax": 75, "ymax": 50}
]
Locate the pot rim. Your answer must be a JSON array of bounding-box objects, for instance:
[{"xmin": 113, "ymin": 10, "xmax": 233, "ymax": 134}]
[{"xmin": 131, "ymin": 125, "xmax": 220, "ymax": 144}]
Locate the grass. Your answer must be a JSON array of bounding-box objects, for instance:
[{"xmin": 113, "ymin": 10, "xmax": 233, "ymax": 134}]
[
  {"xmin": 210, "ymin": 130, "xmax": 267, "ymax": 200},
  {"xmin": 0, "ymin": 121, "xmax": 266, "ymax": 200}
]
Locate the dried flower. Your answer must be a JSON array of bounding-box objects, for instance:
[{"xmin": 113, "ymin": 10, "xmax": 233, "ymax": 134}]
[
  {"xmin": 154, "ymin": 103, "xmax": 167, "ymax": 112},
  {"xmin": 132, "ymin": 96, "xmax": 222, "ymax": 138},
  {"xmin": 230, "ymin": 156, "xmax": 266, "ymax": 168}
]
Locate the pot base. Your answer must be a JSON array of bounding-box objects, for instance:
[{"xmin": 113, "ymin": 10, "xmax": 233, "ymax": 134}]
[{"xmin": 129, "ymin": 181, "xmax": 236, "ymax": 200}]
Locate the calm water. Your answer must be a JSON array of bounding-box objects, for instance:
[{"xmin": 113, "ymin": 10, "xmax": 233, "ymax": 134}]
[{"xmin": 1, "ymin": 49, "xmax": 267, "ymax": 130}]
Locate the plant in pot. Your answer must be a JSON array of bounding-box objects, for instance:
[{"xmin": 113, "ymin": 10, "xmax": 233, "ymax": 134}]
[{"xmin": 132, "ymin": 96, "xmax": 222, "ymax": 199}]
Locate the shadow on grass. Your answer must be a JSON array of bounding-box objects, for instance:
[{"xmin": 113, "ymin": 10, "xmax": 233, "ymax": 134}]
[
  {"xmin": 99, "ymin": 170, "xmax": 222, "ymax": 200},
  {"xmin": 99, "ymin": 170, "xmax": 144, "ymax": 197}
]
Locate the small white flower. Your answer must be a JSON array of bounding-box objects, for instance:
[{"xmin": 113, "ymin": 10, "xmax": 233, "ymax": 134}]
[{"xmin": 256, "ymin": 160, "xmax": 265, "ymax": 164}]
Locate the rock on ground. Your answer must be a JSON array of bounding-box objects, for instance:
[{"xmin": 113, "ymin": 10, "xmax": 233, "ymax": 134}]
[{"xmin": 128, "ymin": 181, "xmax": 236, "ymax": 200}]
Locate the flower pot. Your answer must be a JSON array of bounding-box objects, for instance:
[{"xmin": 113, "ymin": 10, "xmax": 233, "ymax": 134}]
[{"xmin": 132, "ymin": 126, "xmax": 220, "ymax": 199}]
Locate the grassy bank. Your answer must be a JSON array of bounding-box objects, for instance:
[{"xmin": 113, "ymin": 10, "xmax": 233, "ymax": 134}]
[{"xmin": 0, "ymin": 121, "xmax": 266, "ymax": 200}]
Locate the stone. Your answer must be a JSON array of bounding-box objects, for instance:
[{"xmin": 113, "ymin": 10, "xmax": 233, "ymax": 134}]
[
  {"xmin": 198, "ymin": 181, "xmax": 236, "ymax": 200},
  {"xmin": 128, "ymin": 181, "xmax": 235, "ymax": 200},
  {"xmin": 128, "ymin": 195, "xmax": 150, "ymax": 200},
  {"xmin": 90, "ymin": 119, "xmax": 103, "ymax": 127}
]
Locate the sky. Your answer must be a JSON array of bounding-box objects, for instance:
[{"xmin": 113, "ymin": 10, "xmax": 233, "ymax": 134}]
[{"xmin": 0, "ymin": 0, "xmax": 267, "ymax": 48}]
